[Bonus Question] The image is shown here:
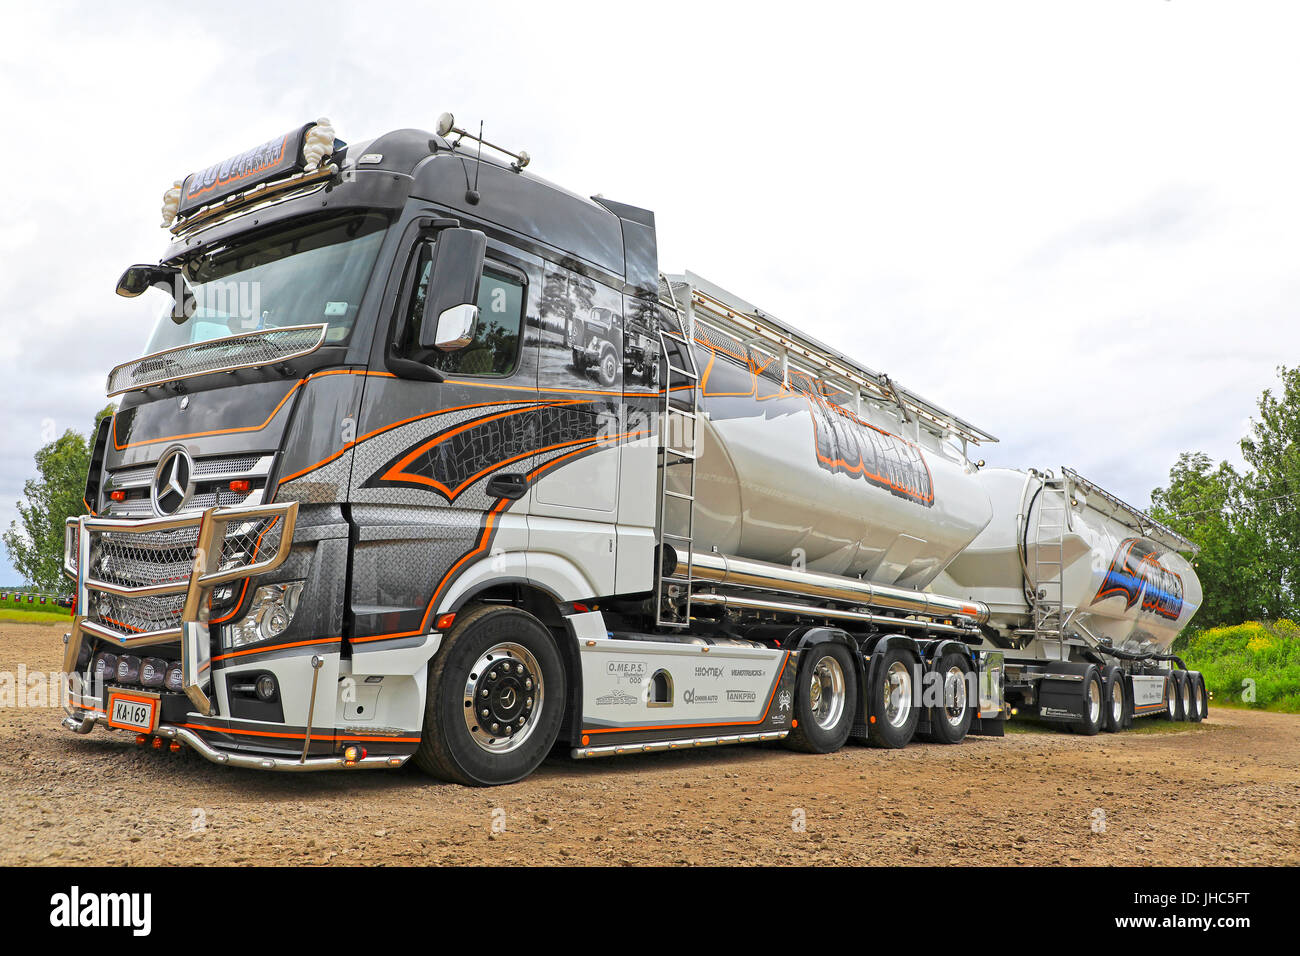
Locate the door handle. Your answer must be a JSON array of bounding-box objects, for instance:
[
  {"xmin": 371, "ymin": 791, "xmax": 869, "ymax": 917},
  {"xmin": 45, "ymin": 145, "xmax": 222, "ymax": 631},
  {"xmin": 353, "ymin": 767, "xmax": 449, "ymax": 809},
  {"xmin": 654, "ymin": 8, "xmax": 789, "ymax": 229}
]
[{"xmin": 486, "ymin": 473, "xmax": 528, "ymax": 500}]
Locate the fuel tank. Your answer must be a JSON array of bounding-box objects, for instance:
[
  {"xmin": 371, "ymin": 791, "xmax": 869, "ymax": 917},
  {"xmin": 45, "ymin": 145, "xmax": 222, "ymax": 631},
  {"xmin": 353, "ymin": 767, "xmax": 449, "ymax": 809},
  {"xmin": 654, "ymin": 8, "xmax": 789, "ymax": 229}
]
[
  {"xmin": 929, "ymin": 467, "xmax": 1202, "ymax": 651},
  {"xmin": 679, "ymin": 324, "xmax": 993, "ymax": 591}
]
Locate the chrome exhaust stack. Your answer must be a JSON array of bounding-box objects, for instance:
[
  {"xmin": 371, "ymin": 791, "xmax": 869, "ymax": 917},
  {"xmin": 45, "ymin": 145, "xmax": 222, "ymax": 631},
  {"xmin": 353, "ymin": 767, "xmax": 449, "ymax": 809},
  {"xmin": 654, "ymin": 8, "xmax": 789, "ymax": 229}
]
[{"xmin": 667, "ymin": 547, "xmax": 990, "ymax": 626}]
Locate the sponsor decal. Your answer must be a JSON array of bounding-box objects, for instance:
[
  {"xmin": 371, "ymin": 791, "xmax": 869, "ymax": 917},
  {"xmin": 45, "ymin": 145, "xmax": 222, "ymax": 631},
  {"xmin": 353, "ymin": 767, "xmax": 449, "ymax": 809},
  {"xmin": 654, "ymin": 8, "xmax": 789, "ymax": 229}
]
[
  {"xmin": 1091, "ymin": 537, "xmax": 1184, "ymax": 621},
  {"xmin": 681, "ymin": 688, "xmax": 719, "ymax": 705},
  {"xmin": 726, "ymin": 689, "xmax": 757, "ymax": 702},
  {"xmin": 595, "ymin": 689, "xmax": 638, "ymax": 707},
  {"xmin": 693, "ymin": 665, "xmax": 724, "ymax": 679},
  {"xmin": 778, "ymin": 690, "xmax": 792, "ymax": 712},
  {"xmin": 729, "ymin": 667, "xmax": 766, "ymax": 677},
  {"xmin": 606, "ymin": 660, "xmax": 647, "ymax": 684}
]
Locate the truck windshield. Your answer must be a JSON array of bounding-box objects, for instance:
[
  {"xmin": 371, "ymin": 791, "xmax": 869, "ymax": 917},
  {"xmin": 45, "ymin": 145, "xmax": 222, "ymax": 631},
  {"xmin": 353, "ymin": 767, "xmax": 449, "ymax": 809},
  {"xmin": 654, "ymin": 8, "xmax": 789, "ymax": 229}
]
[{"xmin": 143, "ymin": 212, "xmax": 388, "ymax": 353}]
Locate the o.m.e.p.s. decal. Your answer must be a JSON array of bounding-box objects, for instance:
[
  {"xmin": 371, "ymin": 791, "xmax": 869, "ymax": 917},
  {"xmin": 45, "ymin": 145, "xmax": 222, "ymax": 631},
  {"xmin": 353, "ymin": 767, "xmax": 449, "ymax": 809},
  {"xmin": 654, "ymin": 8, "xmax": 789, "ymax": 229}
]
[{"xmin": 1091, "ymin": 536, "xmax": 1184, "ymax": 621}]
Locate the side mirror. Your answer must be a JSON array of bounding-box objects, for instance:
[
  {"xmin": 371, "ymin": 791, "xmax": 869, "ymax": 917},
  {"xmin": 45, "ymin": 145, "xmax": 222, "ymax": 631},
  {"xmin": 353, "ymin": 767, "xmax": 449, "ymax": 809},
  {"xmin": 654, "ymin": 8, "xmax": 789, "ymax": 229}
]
[
  {"xmin": 116, "ymin": 263, "xmax": 195, "ymax": 322},
  {"xmin": 419, "ymin": 228, "xmax": 487, "ymax": 351}
]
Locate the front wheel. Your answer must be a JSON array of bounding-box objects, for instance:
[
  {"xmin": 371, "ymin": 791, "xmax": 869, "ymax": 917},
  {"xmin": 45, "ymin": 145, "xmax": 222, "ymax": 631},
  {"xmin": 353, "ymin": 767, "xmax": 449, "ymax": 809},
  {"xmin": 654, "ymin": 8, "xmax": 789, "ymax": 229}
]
[
  {"xmin": 785, "ymin": 642, "xmax": 857, "ymax": 753},
  {"xmin": 414, "ymin": 605, "xmax": 566, "ymax": 786}
]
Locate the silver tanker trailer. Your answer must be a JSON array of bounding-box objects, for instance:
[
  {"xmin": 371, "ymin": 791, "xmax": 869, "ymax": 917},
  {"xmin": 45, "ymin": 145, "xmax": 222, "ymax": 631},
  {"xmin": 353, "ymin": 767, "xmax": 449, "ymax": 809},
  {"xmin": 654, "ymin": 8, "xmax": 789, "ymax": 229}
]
[{"xmin": 930, "ymin": 466, "xmax": 1207, "ymax": 732}]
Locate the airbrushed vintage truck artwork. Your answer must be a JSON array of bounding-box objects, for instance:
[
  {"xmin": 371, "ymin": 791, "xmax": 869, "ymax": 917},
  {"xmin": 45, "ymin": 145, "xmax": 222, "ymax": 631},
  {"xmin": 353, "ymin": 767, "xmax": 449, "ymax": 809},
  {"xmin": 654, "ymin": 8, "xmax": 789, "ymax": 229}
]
[{"xmin": 59, "ymin": 116, "xmax": 1206, "ymax": 785}]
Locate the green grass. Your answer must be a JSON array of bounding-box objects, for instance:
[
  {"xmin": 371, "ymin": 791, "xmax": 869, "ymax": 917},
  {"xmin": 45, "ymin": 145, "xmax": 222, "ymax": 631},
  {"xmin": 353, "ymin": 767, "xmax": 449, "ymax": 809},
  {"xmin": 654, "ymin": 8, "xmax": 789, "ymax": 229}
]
[
  {"xmin": 0, "ymin": 608, "xmax": 71, "ymax": 625},
  {"xmin": 1181, "ymin": 620, "xmax": 1300, "ymax": 714},
  {"xmin": 0, "ymin": 592, "xmax": 71, "ymax": 625},
  {"xmin": 1003, "ymin": 716, "xmax": 1198, "ymax": 736}
]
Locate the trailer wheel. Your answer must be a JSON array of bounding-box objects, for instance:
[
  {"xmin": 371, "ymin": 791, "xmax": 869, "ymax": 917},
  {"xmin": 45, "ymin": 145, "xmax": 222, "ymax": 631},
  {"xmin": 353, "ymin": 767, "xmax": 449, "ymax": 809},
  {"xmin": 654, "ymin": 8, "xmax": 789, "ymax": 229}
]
[
  {"xmin": 1165, "ymin": 672, "xmax": 1187, "ymax": 721},
  {"xmin": 925, "ymin": 652, "xmax": 973, "ymax": 745},
  {"xmin": 867, "ymin": 647, "xmax": 920, "ymax": 749},
  {"xmin": 1159, "ymin": 672, "xmax": 1178, "ymax": 721},
  {"xmin": 413, "ymin": 605, "xmax": 566, "ymax": 786},
  {"xmin": 1186, "ymin": 673, "xmax": 1204, "ymax": 723},
  {"xmin": 1102, "ymin": 665, "xmax": 1126, "ymax": 733},
  {"xmin": 1178, "ymin": 670, "xmax": 1194, "ymax": 722},
  {"xmin": 598, "ymin": 345, "xmax": 619, "ymax": 387},
  {"xmin": 785, "ymin": 643, "xmax": 857, "ymax": 753},
  {"xmin": 1195, "ymin": 673, "xmax": 1210, "ymax": 720},
  {"xmin": 1073, "ymin": 667, "xmax": 1105, "ymax": 736}
]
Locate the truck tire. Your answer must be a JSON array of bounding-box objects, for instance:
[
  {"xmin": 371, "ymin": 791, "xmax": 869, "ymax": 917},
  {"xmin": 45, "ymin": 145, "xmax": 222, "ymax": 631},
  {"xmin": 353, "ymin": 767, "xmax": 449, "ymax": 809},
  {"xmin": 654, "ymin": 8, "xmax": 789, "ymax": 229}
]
[
  {"xmin": 413, "ymin": 605, "xmax": 566, "ymax": 786},
  {"xmin": 1102, "ymin": 665, "xmax": 1126, "ymax": 733},
  {"xmin": 1186, "ymin": 672, "xmax": 1204, "ymax": 723},
  {"xmin": 1167, "ymin": 671, "xmax": 1187, "ymax": 721},
  {"xmin": 785, "ymin": 642, "xmax": 857, "ymax": 753},
  {"xmin": 867, "ymin": 647, "xmax": 920, "ymax": 749},
  {"xmin": 1074, "ymin": 666, "xmax": 1105, "ymax": 736},
  {"xmin": 1195, "ymin": 673, "xmax": 1210, "ymax": 720},
  {"xmin": 926, "ymin": 651, "xmax": 973, "ymax": 744},
  {"xmin": 1178, "ymin": 670, "xmax": 1194, "ymax": 721},
  {"xmin": 1159, "ymin": 672, "xmax": 1178, "ymax": 721},
  {"xmin": 598, "ymin": 345, "xmax": 619, "ymax": 388}
]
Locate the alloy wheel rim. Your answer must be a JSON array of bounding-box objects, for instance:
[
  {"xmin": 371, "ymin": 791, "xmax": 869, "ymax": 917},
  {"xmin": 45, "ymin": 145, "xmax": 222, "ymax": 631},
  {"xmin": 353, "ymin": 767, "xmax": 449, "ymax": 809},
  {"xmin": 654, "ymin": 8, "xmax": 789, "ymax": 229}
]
[{"xmin": 463, "ymin": 642, "xmax": 543, "ymax": 754}]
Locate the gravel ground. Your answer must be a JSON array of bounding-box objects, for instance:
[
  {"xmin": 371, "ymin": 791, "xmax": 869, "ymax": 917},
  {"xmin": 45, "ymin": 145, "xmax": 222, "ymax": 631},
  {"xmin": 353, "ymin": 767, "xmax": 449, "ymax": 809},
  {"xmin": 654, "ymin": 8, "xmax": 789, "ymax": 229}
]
[{"xmin": 2, "ymin": 621, "xmax": 1297, "ymax": 866}]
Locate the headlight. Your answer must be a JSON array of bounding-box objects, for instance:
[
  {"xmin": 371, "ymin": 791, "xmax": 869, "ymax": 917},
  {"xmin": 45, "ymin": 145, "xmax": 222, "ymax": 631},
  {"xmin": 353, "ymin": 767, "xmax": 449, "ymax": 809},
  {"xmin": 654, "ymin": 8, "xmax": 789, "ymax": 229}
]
[{"xmin": 223, "ymin": 581, "xmax": 304, "ymax": 650}]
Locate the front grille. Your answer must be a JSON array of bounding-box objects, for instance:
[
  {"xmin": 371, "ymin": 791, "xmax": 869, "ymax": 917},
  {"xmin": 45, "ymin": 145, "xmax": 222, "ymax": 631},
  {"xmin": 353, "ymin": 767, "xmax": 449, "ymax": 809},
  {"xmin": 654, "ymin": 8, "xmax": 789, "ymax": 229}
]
[
  {"xmin": 103, "ymin": 452, "xmax": 269, "ymax": 517},
  {"xmin": 76, "ymin": 514, "xmax": 284, "ymax": 637}
]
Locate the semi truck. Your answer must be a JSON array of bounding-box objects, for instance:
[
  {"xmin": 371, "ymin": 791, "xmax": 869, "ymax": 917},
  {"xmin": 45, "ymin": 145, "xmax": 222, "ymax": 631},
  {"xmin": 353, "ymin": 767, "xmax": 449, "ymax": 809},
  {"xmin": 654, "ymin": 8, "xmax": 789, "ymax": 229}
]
[{"xmin": 58, "ymin": 114, "xmax": 1203, "ymax": 785}]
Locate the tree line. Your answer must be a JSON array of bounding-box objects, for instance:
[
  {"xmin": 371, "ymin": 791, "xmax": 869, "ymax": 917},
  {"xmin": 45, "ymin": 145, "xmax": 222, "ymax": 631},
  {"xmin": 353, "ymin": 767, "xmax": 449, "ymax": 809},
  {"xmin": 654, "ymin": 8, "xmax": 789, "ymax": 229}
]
[{"xmin": 1150, "ymin": 366, "xmax": 1299, "ymax": 628}]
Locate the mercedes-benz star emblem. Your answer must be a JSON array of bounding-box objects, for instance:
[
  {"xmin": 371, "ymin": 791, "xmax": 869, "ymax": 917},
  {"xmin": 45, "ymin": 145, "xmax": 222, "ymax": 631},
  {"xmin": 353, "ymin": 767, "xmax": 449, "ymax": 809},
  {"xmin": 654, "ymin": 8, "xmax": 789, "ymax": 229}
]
[{"xmin": 152, "ymin": 447, "xmax": 194, "ymax": 516}]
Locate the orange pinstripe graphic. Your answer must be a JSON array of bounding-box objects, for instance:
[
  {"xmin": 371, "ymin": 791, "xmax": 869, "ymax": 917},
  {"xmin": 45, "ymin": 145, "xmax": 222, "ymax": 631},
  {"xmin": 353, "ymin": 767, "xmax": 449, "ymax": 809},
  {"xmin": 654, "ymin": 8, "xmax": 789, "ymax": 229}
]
[
  {"xmin": 111, "ymin": 368, "xmax": 390, "ymax": 452},
  {"xmin": 211, "ymin": 636, "xmax": 341, "ymax": 664},
  {"xmin": 349, "ymin": 428, "xmax": 648, "ymax": 646}
]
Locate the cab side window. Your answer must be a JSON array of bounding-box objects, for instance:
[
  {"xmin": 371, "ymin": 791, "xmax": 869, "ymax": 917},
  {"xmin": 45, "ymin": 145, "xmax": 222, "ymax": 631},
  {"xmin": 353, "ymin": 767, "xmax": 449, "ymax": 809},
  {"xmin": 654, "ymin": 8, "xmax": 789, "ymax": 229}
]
[{"xmin": 401, "ymin": 242, "xmax": 525, "ymax": 376}]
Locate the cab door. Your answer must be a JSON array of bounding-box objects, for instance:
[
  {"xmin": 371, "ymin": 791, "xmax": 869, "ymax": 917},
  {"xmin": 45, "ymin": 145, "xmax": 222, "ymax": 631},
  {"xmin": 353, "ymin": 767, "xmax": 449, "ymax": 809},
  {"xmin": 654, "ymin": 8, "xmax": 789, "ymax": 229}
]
[{"xmin": 346, "ymin": 230, "xmax": 539, "ymax": 643}]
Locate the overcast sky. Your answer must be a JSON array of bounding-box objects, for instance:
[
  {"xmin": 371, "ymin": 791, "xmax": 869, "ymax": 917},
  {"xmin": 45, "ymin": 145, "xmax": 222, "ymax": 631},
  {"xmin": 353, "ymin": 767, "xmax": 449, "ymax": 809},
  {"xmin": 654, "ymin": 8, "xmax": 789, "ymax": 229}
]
[{"xmin": 2, "ymin": 1, "xmax": 1298, "ymax": 584}]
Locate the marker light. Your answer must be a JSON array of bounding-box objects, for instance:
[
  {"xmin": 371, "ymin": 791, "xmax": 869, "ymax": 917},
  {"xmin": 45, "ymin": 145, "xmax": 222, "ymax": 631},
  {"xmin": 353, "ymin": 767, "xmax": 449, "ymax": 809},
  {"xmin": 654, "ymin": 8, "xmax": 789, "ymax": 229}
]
[
  {"xmin": 342, "ymin": 745, "xmax": 367, "ymax": 766},
  {"xmin": 110, "ymin": 490, "xmax": 127, "ymax": 502},
  {"xmin": 436, "ymin": 613, "xmax": 456, "ymax": 631},
  {"xmin": 229, "ymin": 480, "xmax": 251, "ymax": 493}
]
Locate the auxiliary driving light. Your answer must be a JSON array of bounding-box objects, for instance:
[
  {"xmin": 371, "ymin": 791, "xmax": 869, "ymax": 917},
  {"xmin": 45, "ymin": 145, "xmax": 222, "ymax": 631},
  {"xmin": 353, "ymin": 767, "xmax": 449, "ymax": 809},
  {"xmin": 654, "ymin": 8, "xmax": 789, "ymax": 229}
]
[
  {"xmin": 94, "ymin": 652, "xmax": 119, "ymax": 684},
  {"xmin": 342, "ymin": 745, "xmax": 367, "ymax": 766},
  {"xmin": 140, "ymin": 657, "xmax": 168, "ymax": 688},
  {"xmin": 255, "ymin": 674, "xmax": 277, "ymax": 701},
  {"xmin": 116, "ymin": 655, "xmax": 141, "ymax": 684},
  {"xmin": 164, "ymin": 662, "xmax": 184, "ymax": 693}
]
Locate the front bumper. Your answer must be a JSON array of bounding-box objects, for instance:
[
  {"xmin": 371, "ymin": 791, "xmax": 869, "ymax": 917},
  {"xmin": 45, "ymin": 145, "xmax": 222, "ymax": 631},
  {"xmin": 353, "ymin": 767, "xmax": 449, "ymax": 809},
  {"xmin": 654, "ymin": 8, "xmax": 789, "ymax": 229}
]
[{"xmin": 60, "ymin": 715, "xmax": 407, "ymax": 771}]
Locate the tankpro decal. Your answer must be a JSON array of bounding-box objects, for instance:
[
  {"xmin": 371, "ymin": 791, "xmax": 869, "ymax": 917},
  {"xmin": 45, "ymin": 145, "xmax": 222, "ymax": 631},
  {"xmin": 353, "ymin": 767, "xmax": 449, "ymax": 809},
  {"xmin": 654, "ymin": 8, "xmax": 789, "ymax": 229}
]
[{"xmin": 1091, "ymin": 537, "xmax": 1184, "ymax": 621}]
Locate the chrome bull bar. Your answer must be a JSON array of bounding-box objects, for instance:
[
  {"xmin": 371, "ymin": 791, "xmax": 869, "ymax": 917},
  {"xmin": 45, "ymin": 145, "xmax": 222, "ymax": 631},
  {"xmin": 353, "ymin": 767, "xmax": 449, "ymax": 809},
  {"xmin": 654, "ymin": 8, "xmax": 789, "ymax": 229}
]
[{"xmin": 63, "ymin": 501, "xmax": 299, "ymax": 716}]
